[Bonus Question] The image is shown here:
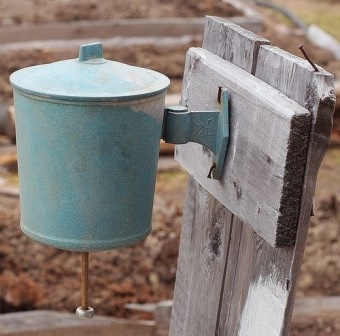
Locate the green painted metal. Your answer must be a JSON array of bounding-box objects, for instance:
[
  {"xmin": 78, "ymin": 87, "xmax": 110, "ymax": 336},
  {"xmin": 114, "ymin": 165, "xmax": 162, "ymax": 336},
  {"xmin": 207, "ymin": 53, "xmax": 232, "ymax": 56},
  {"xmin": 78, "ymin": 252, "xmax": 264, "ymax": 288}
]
[
  {"xmin": 162, "ymin": 90, "xmax": 229, "ymax": 179},
  {"xmin": 10, "ymin": 42, "xmax": 169, "ymax": 252}
]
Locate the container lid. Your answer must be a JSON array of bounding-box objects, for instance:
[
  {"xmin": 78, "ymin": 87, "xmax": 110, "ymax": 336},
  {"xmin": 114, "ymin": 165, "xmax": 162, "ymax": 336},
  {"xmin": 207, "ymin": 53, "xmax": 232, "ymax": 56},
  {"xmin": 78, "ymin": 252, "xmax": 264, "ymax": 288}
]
[{"xmin": 10, "ymin": 42, "xmax": 170, "ymax": 102}]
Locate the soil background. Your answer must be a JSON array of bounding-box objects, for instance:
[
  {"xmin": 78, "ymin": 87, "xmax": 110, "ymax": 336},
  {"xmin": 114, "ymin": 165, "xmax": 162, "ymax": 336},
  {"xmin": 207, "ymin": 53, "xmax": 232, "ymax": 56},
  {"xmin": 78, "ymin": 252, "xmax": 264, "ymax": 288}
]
[{"xmin": 0, "ymin": 1, "xmax": 339, "ymax": 336}]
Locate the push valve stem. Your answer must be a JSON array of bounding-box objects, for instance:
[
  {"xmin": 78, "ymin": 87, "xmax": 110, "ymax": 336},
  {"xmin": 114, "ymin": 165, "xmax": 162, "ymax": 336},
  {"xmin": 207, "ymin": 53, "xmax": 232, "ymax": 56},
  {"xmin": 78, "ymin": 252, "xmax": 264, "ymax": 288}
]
[{"xmin": 76, "ymin": 252, "xmax": 94, "ymax": 319}]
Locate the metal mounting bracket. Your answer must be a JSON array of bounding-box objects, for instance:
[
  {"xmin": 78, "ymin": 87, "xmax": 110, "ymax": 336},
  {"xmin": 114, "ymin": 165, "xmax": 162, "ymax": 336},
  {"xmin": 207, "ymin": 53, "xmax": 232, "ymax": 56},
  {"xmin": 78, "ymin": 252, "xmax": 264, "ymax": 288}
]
[{"xmin": 162, "ymin": 89, "xmax": 229, "ymax": 180}]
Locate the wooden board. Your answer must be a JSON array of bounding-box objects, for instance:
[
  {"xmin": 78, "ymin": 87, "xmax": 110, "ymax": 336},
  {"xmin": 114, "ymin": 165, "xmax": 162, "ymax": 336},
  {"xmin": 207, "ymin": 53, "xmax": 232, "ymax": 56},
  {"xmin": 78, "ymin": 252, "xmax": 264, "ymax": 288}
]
[
  {"xmin": 0, "ymin": 310, "xmax": 155, "ymax": 336},
  {"xmin": 3, "ymin": 296, "xmax": 339, "ymax": 336},
  {"xmin": 255, "ymin": 43, "xmax": 335, "ymax": 336},
  {"xmin": 293, "ymin": 296, "xmax": 340, "ymax": 318},
  {"xmin": 203, "ymin": 16, "xmax": 270, "ymax": 74},
  {"xmin": 170, "ymin": 17, "xmax": 335, "ymax": 336},
  {"xmin": 176, "ymin": 46, "xmax": 311, "ymax": 247},
  {"xmin": 0, "ymin": 17, "xmax": 261, "ymax": 45},
  {"xmin": 169, "ymin": 177, "xmax": 234, "ymax": 335}
]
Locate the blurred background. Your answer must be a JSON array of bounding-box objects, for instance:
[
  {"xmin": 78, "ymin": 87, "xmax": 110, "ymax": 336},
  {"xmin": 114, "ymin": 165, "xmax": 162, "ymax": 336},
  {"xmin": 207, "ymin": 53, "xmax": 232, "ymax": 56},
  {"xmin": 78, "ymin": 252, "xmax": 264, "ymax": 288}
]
[{"xmin": 0, "ymin": 1, "xmax": 339, "ymax": 335}]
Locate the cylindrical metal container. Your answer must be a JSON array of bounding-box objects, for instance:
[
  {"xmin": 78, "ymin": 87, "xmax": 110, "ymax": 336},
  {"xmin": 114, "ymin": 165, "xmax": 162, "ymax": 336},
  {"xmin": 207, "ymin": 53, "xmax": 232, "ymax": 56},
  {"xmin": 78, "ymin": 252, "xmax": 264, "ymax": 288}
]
[{"xmin": 10, "ymin": 42, "xmax": 170, "ymax": 252}]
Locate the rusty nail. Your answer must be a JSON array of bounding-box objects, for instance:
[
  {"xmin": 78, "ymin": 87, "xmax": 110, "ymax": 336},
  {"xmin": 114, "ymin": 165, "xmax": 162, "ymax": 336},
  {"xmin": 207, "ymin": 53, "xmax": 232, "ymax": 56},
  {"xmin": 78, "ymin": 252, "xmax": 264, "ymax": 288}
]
[
  {"xmin": 217, "ymin": 87, "xmax": 222, "ymax": 104},
  {"xmin": 298, "ymin": 44, "xmax": 319, "ymax": 72}
]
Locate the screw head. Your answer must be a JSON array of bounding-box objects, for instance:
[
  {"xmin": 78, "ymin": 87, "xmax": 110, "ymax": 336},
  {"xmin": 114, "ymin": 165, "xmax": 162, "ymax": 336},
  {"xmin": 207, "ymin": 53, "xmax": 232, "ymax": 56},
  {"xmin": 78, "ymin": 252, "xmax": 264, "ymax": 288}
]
[{"xmin": 76, "ymin": 306, "xmax": 94, "ymax": 319}]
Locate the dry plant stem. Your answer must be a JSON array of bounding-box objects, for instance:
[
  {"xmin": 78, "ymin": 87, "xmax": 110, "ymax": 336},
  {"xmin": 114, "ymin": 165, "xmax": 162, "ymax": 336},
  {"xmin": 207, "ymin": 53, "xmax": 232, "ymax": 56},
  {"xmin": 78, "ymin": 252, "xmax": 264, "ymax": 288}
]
[{"xmin": 81, "ymin": 252, "xmax": 89, "ymax": 310}]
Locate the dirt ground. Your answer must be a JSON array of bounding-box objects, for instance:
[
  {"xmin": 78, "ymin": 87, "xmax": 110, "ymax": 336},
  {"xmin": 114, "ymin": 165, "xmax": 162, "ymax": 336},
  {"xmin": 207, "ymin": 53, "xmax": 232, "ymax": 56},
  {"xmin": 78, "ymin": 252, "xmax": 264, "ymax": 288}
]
[
  {"xmin": 0, "ymin": 0, "xmax": 242, "ymax": 24},
  {"xmin": 0, "ymin": 1, "xmax": 339, "ymax": 335},
  {"xmin": 0, "ymin": 168, "xmax": 187, "ymax": 319}
]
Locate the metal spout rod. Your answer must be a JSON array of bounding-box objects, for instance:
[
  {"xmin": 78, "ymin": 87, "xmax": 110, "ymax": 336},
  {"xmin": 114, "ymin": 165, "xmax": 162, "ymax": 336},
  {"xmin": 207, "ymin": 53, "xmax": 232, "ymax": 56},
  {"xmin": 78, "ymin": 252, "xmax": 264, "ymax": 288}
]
[
  {"xmin": 81, "ymin": 251, "xmax": 89, "ymax": 309},
  {"xmin": 76, "ymin": 252, "xmax": 94, "ymax": 319}
]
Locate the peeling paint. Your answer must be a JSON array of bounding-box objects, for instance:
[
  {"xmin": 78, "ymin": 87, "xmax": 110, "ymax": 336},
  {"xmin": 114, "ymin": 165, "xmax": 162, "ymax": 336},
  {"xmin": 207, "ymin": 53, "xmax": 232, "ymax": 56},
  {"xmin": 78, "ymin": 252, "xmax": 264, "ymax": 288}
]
[{"xmin": 130, "ymin": 93, "xmax": 166, "ymax": 123}]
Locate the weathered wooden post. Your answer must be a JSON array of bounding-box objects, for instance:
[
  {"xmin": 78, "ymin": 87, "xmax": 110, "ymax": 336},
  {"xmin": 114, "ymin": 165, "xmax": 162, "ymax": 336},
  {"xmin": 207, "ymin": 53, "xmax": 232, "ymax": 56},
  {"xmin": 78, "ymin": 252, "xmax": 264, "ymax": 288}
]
[{"xmin": 169, "ymin": 16, "xmax": 335, "ymax": 336}]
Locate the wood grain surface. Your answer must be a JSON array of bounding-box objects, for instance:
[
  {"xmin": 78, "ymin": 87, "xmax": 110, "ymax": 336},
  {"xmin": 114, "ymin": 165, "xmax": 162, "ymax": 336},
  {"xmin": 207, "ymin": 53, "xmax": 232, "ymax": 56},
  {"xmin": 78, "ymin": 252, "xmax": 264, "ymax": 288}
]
[{"xmin": 170, "ymin": 16, "xmax": 335, "ymax": 336}]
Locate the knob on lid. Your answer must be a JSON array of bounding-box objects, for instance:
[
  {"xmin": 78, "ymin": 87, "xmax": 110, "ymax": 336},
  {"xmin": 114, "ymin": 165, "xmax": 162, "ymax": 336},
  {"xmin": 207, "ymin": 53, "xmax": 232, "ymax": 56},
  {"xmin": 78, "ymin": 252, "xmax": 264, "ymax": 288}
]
[
  {"xmin": 10, "ymin": 42, "xmax": 170, "ymax": 102},
  {"xmin": 78, "ymin": 43, "xmax": 105, "ymax": 63}
]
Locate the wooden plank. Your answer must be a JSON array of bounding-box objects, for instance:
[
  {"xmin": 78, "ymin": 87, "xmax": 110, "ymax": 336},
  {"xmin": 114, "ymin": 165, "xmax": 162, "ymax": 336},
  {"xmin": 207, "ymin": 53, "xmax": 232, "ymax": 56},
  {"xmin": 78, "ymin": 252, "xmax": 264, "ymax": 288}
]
[
  {"xmin": 176, "ymin": 47, "xmax": 311, "ymax": 247},
  {"xmin": 215, "ymin": 25, "xmax": 334, "ymax": 336},
  {"xmin": 203, "ymin": 16, "xmax": 270, "ymax": 74},
  {"xmin": 218, "ymin": 222, "xmax": 293, "ymax": 335},
  {"xmin": 0, "ymin": 310, "xmax": 155, "ymax": 336},
  {"xmin": 125, "ymin": 296, "xmax": 340, "ymax": 336},
  {"xmin": 0, "ymin": 36, "xmax": 198, "ymax": 54},
  {"xmin": 170, "ymin": 19, "xmax": 294, "ymax": 336},
  {"xmin": 0, "ymin": 16, "xmax": 261, "ymax": 45},
  {"xmin": 154, "ymin": 301, "xmax": 173, "ymax": 336},
  {"xmin": 254, "ymin": 44, "xmax": 335, "ymax": 336},
  {"xmin": 291, "ymin": 296, "xmax": 340, "ymax": 335},
  {"xmin": 170, "ymin": 16, "xmax": 334, "ymax": 336},
  {"xmin": 293, "ymin": 296, "xmax": 340, "ymax": 318},
  {"xmin": 0, "ymin": 18, "xmax": 205, "ymax": 44},
  {"xmin": 3, "ymin": 297, "xmax": 339, "ymax": 336},
  {"xmin": 222, "ymin": 0, "xmax": 262, "ymax": 18},
  {"xmin": 306, "ymin": 24, "xmax": 340, "ymax": 60},
  {"xmin": 125, "ymin": 300, "xmax": 173, "ymax": 336},
  {"xmin": 169, "ymin": 176, "xmax": 234, "ymax": 335},
  {"xmin": 255, "ymin": 45, "xmax": 335, "ymax": 108}
]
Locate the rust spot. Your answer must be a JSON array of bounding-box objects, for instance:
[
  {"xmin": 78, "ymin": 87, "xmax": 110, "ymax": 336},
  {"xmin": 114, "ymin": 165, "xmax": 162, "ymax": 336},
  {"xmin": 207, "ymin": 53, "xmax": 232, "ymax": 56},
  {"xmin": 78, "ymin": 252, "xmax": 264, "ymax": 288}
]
[{"xmin": 217, "ymin": 86, "xmax": 222, "ymax": 104}]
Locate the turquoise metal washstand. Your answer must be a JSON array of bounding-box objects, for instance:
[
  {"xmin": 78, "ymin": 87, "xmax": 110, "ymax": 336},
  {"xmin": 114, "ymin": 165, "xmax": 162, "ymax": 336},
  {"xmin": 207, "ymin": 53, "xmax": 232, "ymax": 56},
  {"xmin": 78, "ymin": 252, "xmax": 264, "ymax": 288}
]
[{"xmin": 10, "ymin": 42, "xmax": 229, "ymax": 318}]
